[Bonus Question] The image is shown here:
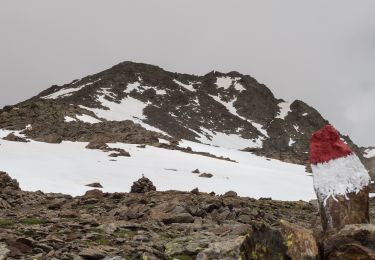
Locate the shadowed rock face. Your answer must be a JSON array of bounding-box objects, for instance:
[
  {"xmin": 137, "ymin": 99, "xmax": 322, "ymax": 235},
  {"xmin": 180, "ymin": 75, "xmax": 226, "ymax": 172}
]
[
  {"xmin": 1, "ymin": 61, "xmax": 369, "ymax": 169},
  {"xmin": 324, "ymin": 224, "xmax": 375, "ymax": 259}
]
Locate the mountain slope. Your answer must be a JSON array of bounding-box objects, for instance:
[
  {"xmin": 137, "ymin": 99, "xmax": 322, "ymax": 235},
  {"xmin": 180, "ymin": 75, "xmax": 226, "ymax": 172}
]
[
  {"xmin": 0, "ymin": 61, "xmax": 373, "ymax": 195},
  {"xmin": 0, "ymin": 62, "xmax": 338, "ymax": 158},
  {"xmin": 0, "ymin": 129, "xmax": 315, "ymax": 200}
]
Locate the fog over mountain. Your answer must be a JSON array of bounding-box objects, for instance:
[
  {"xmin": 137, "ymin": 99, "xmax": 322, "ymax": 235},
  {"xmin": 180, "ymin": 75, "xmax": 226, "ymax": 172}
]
[{"xmin": 0, "ymin": 0, "xmax": 374, "ymax": 146}]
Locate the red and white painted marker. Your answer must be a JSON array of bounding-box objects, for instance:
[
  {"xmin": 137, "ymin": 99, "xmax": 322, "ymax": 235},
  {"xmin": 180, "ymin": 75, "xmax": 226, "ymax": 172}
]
[{"xmin": 310, "ymin": 124, "xmax": 371, "ymax": 231}]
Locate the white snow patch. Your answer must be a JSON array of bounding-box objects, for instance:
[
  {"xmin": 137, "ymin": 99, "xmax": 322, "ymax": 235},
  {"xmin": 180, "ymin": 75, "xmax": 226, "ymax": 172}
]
[
  {"xmin": 64, "ymin": 116, "xmax": 76, "ymax": 123},
  {"xmin": 42, "ymin": 79, "xmax": 101, "ymax": 99},
  {"xmin": 209, "ymin": 95, "xmax": 268, "ymax": 138},
  {"xmin": 196, "ymin": 128, "xmax": 262, "ymax": 149},
  {"xmin": 251, "ymin": 122, "xmax": 268, "ymax": 138},
  {"xmin": 293, "ymin": 125, "xmax": 300, "ymax": 132},
  {"xmin": 215, "ymin": 76, "xmax": 234, "ymax": 89},
  {"xmin": 0, "ymin": 137, "xmax": 315, "ymax": 200},
  {"xmin": 289, "ymin": 138, "xmax": 296, "ymax": 146},
  {"xmin": 370, "ymin": 193, "xmax": 375, "ymax": 198},
  {"xmin": 215, "ymin": 76, "xmax": 244, "ymax": 91},
  {"xmin": 76, "ymin": 114, "xmax": 102, "ymax": 124},
  {"xmin": 80, "ymin": 95, "xmax": 167, "ymax": 135},
  {"xmin": 364, "ymin": 148, "xmax": 375, "ymax": 158},
  {"xmin": 276, "ymin": 102, "xmax": 291, "ymax": 119},
  {"xmin": 124, "ymin": 82, "xmax": 141, "ymax": 93},
  {"xmin": 0, "ymin": 129, "xmax": 20, "ymax": 138},
  {"xmin": 173, "ymin": 79, "xmax": 196, "ymax": 92},
  {"xmin": 158, "ymin": 138, "xmax": 170, "ymax": 145},
  {"xmin": 302, "ymin": 113, "xmax": 308, "ymax": 116},
  {"xmin": 124, "ymin": 82, "xmax": 166, "ymax": 95},
  {"xmin": 312, "ymin": 154, "xmax": 370, "ymax": 204},
  {"xmin": 233, "ymin": 82, "xmax": 246, "ymax": 92}
]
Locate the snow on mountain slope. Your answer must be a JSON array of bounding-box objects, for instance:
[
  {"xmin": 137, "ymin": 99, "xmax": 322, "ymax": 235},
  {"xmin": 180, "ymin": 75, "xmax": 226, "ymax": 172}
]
[
  {"xmin": 1, "ymin": 61, "xmax": 344, "ymax": 165},
  {"xmin": 364, "ymin": 148, "xmax": 375, "ymax": 159},
  {"xmin": 0, "ymin": 133, "xmax": 315, "ymax": 201},
  {"xmin": 1, "ymin": 61, "xmax": 371, "ymax": 198},
  {"xmin": 79, "ymin": 95, "xmax": 166, "ymax": 134},
  {"xmin": 42, "ymin": 79, "xmax": 102, "ymax": 99},
  {"xmin": 276, "ymin": 101, "xmax": 291, "ymax": 119},
  {"xmin": 193, "ymin": 128, "xmax": 262, "ymax": 149}
]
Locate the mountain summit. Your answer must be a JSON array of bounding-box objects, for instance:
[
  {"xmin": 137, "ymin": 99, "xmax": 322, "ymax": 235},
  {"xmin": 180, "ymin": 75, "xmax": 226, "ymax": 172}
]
[{"xmin": 0, "ymin": 61, "xmax": 373, "ymax": 184}]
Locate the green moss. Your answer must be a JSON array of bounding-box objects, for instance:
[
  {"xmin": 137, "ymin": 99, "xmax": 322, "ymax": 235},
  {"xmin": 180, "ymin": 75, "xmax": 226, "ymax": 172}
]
[
  {"xmin": 114, "ymin": 229, "xmax": 136, "ymax": 238},
  {"xmin": 21, "ymin": 217, "xmax": 44, "ymax": 225},
  {"xmin": 89, "ymin": 227, "xmax": 105, "ymax": 234},
  {"xmin": 286, "ymin": 233, "xmax": 294, "ymax": 247},
  {"xmin": 169, "ymin": 255, "xmax": 193, "ymax": 260},
  {"xmin": 0, "ymin": 219, "xmax": 14, "ymax": 227},
  {"xmin": 251, "ymin": 243, "xmax": 268, "ymax": 259},
  {"xmin": 95, "ymin": 237, "xmax": 110, "ymax": 245}
]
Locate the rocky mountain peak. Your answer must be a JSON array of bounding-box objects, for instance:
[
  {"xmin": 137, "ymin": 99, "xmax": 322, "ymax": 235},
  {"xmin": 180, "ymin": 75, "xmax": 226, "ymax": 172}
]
[{"xmin": 0, "ymin": 61, "xmax": 372, "ymax": 177}]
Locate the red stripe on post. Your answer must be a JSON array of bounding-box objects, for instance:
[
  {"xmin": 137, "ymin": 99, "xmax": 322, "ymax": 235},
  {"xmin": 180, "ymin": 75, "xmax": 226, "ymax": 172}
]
[{"xmin": 310, "ymin": 124, "xmax": 352, "ymax": 165}]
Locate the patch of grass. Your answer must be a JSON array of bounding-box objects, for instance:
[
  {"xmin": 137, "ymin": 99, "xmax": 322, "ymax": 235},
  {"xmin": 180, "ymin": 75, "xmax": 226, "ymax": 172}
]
[
  {"xmin": 114, "ymin": 229, "xmax": 136, "ymax": 238},
  {"xmin": 21, "ymin": 217, "xmax": 44, "ymax": 225},
  {"xmin": 89, "ymin": 227, "xmax": 105, "ymax": 234},
  {"xmin": 170, "ymin": 255, "xmax": 193, "ymax": 260},
  {"xmin": 0, "ymin": 219, "xmax": 14, "ymax": 227},
  {"xmin": 94, "ymin": 237, "xmax": 110, "ymax": 245}
]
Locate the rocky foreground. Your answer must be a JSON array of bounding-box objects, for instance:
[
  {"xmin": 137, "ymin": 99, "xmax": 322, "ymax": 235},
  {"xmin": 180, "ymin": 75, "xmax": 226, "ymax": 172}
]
[{"xmin": 1, "ymin": 172, "xmax": 375, "ymax": 260}]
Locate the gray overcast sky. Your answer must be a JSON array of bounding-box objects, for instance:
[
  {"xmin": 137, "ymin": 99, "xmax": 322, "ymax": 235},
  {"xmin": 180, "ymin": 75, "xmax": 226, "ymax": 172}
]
[{"xmin": 0, "ymin": 0, "xmax": 374, "ymax": 146}]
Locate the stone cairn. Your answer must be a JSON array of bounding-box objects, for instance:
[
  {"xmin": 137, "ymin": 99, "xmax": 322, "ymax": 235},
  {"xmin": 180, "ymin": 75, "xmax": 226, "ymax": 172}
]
[
  {"xmin": 310, "ymin": 124, "xmax": 371, "ymax": 233},
  {"xmin": 130, "ymin": 175, "xmax": 156, "ymax": 193}
]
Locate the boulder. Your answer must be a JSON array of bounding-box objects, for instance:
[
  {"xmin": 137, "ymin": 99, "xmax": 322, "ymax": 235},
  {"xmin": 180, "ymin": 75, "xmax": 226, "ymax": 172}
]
[
  {"xmin": 279, "ymin": 220, "xmax": 319, "ymax": 260},
  {"xmin": 199, "ymin": 173, "xmax": 213, "ymax": 178},
  {"xmin": 84, "ymin": 189, "xmax": 104, "ymax": 199},
  {"xmin": 108, "ymin": 149, "xmax": 130, "ymax": 157},
  {"xmin": 86, "ymin": 141, "xmax": 109, "ymax": 150},
  {"xmin": 223, "ymin": 191, "xmax": 238, "ymax": 197},
  {"xmin": 245, "ymin": 222, "xmax": 289, "ymax": 259},
  {"xmin": 196, "ymin": 236, "xmax": 252, "ymax": 260},
  {"xmin": 40, "ymin": 133, "xmax": 63, "ymax": 144},
  {"xmin": 2, "ymin": 133, "xmax": 28, "ymax": 142},
  {"xmin": 324, "ymin": 224, "xmax": 375, "ymax": 259},
  {"xmin": 0, "ymin": 243, "xmax": 10, "ymax": 260},
  {"xmin": 79, "ymin": 247, "xmax": 105, "ymax": 260},
  {"xmin": 163, "ymin": 213, "xmax": 194, "ymax": 224}
]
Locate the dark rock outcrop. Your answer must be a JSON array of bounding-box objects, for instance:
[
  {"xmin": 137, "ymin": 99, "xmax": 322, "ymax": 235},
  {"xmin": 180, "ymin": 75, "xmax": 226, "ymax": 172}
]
[
  {"xmin": 2, "ymin": 133, "xmax": 28, "ymax": 143},
  {"xmin": 0, "ymin": 171, "xmax": 22, "ymax": 209},
  {"xmin": 324, "ymin": 224, "xmax": 375, "ymax": 259}
]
